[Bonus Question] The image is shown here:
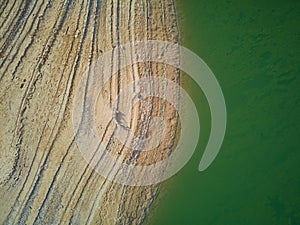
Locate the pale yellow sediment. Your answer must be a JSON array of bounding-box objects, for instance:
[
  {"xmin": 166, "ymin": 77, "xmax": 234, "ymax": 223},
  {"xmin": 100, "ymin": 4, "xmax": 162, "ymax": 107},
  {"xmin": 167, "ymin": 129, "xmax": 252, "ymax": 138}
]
[{"xmin": 0, "ymin": 0, "xmax": 180, "ymax": 224}]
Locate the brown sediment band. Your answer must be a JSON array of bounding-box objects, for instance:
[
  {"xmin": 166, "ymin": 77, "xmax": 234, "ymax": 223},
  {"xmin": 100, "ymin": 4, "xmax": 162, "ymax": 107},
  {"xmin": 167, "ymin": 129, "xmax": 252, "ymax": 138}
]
[{"xmin": 0, "ymin": 0, "xmax": 180, "ymax": 224}]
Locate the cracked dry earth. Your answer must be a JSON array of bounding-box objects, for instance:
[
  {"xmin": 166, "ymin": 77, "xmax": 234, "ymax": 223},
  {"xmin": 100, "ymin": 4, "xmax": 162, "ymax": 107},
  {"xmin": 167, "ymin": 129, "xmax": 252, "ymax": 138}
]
[{"xmin": 0, "ymin": 0, "xmax": 181, "ymax": 224}]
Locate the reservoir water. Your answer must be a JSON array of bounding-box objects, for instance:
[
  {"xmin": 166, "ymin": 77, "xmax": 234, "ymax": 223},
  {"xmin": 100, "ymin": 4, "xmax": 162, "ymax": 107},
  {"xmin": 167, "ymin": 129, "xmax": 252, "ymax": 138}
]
[{"xmin": 146, "ymin": 0, "xmax": 300, "ymax": 224}]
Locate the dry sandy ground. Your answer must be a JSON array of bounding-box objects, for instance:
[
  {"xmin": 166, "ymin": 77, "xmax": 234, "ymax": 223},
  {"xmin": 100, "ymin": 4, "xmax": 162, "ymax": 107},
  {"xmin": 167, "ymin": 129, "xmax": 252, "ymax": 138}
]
[{"xmin": 0, "ymin": 0, "xmax": 180, "ymax": 224}]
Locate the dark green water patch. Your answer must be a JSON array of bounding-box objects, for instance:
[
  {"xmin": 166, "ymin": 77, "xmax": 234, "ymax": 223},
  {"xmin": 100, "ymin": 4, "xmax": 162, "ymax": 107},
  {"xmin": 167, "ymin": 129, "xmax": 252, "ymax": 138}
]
[{"xmin": 145, "ymin": 0, "xmax": 300, "ymax": 225}]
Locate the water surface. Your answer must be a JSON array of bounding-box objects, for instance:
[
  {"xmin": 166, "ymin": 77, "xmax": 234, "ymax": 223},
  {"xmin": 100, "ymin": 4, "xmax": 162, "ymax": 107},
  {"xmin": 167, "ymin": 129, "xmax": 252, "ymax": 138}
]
[{"xmin": 146, "ymin": 0, "xmax": 300, "ymax": 224}]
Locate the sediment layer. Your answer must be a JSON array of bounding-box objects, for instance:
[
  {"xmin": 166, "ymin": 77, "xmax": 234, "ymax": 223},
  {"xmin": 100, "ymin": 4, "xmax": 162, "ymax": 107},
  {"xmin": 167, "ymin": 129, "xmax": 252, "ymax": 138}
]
[{"xmin": 0, "ymin": 0, "xmax": 180, "ymax": 224}]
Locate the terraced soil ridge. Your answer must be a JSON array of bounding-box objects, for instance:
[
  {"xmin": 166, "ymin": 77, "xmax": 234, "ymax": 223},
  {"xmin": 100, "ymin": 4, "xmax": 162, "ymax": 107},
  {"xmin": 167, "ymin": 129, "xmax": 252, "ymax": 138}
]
[{"xmin": 0, "ymin": 0, "xmax": 180, "ymax": 224}]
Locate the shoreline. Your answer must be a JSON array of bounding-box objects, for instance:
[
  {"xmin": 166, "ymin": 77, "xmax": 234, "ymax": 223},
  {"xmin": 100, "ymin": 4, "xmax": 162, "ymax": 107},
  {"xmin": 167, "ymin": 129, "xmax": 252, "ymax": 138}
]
[{"xmin": 0, "ymin": 0, "xmax": 182, "ymax": 224}]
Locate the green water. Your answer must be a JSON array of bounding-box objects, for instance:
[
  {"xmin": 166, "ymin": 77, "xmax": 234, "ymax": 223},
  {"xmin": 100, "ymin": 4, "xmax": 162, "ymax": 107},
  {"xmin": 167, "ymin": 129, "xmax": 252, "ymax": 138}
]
[{"xmin": 145, "ymin": 0, "xmax": 300, "ymax": 224}]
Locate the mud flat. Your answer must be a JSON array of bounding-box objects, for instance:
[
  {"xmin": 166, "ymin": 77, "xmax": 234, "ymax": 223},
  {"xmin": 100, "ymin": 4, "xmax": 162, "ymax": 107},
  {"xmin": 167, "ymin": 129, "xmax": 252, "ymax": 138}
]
[{"xmin": 0, "ymin": 0, "xmax": 180, "ymax": 224}]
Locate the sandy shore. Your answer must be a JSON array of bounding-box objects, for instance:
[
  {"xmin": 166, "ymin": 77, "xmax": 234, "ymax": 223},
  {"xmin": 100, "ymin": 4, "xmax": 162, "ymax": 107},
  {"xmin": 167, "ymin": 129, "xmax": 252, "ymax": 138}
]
[{"xmin": 0, "ymin": 0, "xmax": 180, "ymax": 224}]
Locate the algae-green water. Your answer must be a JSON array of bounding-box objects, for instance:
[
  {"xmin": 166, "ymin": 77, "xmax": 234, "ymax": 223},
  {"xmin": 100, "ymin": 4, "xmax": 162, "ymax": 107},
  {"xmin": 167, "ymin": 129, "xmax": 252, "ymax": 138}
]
[{"xmin": 145, "ymin": 0, "xmax": 300, "ymax": 224}]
